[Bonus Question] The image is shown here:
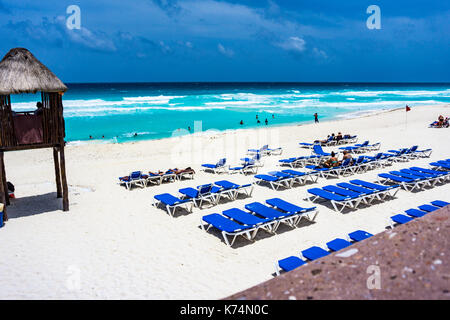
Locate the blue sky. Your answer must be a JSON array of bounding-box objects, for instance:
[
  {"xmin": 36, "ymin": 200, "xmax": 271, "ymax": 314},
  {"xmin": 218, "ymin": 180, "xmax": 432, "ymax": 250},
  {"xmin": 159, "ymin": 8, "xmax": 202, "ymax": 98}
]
[{"xmin": 0, "ymin": 0, "xmax": 449, "ymax": 82}]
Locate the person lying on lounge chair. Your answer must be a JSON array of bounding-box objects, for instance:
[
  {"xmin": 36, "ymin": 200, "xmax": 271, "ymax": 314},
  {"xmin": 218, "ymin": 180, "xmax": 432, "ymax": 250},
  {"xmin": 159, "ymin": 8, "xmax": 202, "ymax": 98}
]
[
  {"xmin": 335, "ymin": 132, "xmax": 343, "ymax": 142},
  {"xmin": 169, "ymin": 167, "xmax": 196, "ymax": 175},
  {"xmin": 339, "ymin": 150, "xmax": 353, "ymax": 165},
  {"xmin": 315, "ymin": 134, "xmax": 334, "ymax": 144},
  {"xmin": 319, "ymin": 152, "xmax": 339, "ymax": 168},
  {"xmin": 149, "ymin": 170, "xmax": 164, "ymax": 176}
]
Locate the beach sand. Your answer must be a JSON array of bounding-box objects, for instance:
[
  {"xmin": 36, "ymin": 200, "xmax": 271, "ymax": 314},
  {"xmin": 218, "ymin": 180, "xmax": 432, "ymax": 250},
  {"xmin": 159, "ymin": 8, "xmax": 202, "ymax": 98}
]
[{"xmin": 0, "ymin": 104, "xmax": 449, "ymax": 299}]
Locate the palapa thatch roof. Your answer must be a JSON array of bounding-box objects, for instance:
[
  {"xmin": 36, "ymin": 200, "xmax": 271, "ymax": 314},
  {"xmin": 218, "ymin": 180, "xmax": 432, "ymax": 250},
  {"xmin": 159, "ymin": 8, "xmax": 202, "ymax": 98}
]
[{"xmin": 0, "ymin": 48, "xmax": 67, "ymax": 95}]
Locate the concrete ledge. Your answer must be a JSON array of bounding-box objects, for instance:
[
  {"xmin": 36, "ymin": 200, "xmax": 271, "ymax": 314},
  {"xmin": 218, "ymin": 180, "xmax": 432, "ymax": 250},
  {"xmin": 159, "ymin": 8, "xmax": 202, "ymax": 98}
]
[{"xmin": 226, "ymin": 205, "xmax": 450, "ymax": 300}]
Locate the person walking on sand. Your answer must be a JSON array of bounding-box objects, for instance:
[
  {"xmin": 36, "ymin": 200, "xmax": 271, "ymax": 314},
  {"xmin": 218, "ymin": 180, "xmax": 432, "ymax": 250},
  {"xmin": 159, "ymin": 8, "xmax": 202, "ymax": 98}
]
[{"xmin": 314, "ymin": 113, "xmax": 319, "ymax": 123}]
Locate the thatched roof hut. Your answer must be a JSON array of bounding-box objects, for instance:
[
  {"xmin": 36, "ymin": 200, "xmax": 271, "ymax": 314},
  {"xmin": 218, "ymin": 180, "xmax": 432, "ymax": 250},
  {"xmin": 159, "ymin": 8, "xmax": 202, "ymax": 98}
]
[
  {"xmin": 0, "ymin": 48, "xmax": 67, "ymax": 95},
  {"xmin": 0, "ymin": 48, "xmax": 69, "ymax": 217}
]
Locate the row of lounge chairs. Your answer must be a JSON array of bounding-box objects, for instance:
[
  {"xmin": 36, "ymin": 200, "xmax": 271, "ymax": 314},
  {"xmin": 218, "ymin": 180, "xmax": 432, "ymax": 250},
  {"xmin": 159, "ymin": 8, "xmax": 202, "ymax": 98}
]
[
  {"xmin": 276, "ymin": 199, "xmax": 449, "ymax": 276},
  {"xmin": 261, "ymin": 150, "xmax": 433, "ymax": 190},
  {"xmin": 390, "ymin": 200, "xmax": 449, "ymax": 227},
  {"xmin": 299, "ymin": 135, "xmax": 358, "ymax": 148},
  {"xmin": 275, "ymin": 230, "xmax": 373, "ymax": 275},
  {"xmin": 153, "ymin": 180, "xmax": 254, "ymax": 217},
  {"xmin": 378, "ymin": 165, "xmax": 450, "ymax": 192},
  {"xmin": 200, "ymin": 198, "xmax": 318, "ymax": 246},
  {"xmin": 304, "ymin": 146, "xmax": 432, "ymax": 178},
  {"xmin": 279, "ymin": 145, "xmax": 432, "ymax": 172},
  {"xmin": 119, "ymin": 168, "xmax": 195, "ymax": 190},
  {"xmin": 307, "ymin": 179, "xmax": 400, "ymax": 213},
  {"xmin": 254, "ymin": 170, "xmax": 320, "ymax": 190}
]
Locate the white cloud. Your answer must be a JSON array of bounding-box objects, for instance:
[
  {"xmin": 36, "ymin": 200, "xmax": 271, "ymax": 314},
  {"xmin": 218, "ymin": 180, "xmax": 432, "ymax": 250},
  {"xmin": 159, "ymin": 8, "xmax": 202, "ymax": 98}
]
[
  {"xmin": 217, "ymin": 43, "xmax": 234, "ymax": 57},
  {"xmin": 276, "ymin": 36, "xmax": 306, "ymax": 53},
  {"xmin": 313, "ymin": 47, "xmax": 327, "ymax": 59}
]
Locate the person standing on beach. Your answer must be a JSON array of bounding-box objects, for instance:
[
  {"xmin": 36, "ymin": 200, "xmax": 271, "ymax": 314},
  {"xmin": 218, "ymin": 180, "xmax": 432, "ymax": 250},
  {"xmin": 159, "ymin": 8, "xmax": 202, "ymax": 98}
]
[{"xmin": 314, "ymin": 113, "xmax": 319, "ymax": 123}]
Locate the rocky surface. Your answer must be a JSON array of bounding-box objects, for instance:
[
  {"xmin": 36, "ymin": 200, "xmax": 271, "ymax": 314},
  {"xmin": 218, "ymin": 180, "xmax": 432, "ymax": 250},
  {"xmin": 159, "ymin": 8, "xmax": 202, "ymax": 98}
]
[{"xmin": 226, "ymin": 205, "xmax": 450, "ymax": 300}]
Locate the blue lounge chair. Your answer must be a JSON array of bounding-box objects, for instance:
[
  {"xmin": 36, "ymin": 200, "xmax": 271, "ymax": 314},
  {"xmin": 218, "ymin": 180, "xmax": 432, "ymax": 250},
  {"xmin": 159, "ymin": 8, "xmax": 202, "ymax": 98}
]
[
  {"xmin": 307, "ymin": 187, "xmax": 360, "ymax": 213},
  {"xmin": 301, "ymin": 246, "xmax": 330, "ymax": 261},
  {"xmin": 388, "ymin": 171, "xmax": 433, "ymax": 188},
  {"xmin": 254, "ymin": 174, "xmax": 291, "ymax": 190},
  {"xmin": 245, "ymin": 202, "xmax": 297, "ymax": 229},
  {"xmin": 266, "ymin": 198, "xmax": 318, "ymax": 224},
  {"xmin": 431, "ymin": 200, "xmax": 449, "ymax": 207},
  {"xmin": 118, "ymin": 171, "xmax": 148, "ymax": 190},
  {"xmin": 378, "ymin": 173, "xmax": 426, "ymax": 192},
  {"xmin": 349, "ymin": 179, "xmax": 400, "ymax": 199},
  {"xmin": 281, "ymin": 169, "xmax": 320, "ymax": 183},
  {"xmin": 201, "ymin": 213, "xmax": 255, "ymax": 246},
  {"xmin": 201, "ymin": 158, "xmax": 227, "ymax": 174},
  {"xmin": 275, "ymin": 256, "xmax": 306, "ymax": 275},
  {"xmin": 299, "ymin": 142, "xmax": 317, "ymax": 149},
  {"xmin": 228, "ymin": 160, "xmax": 259, "ymax": 175},
  {"xmin": 326, "ymin": 238, "xmax": 352, "ymax": 251},
  {"xmin": 312, "ymin": 144, "xmax": 331, "ymax": 157},
  {"xmin": 320, "ymin": 135, "xmax": 337, "ymax": 146},
  {"xmin": 347, "ymin": 230, "xmax": 373, "ymax": 242},
  {"xmin": 248, "ymin": 145, "xmax": 282, "ymax": 156},
  {"xmin": 430, "ymin": 161, "xmax": 450, "ymax": 170},
  {"xmin": 404, "ymin": 208, "xmax": 427, "ymax": 218},
  {"xmin": 153, "ymin": 193, "xmax": 193, "ymax": 217},
  {"xmin": 410, "ymin": 167, "xmax": 450, "ymax": 180},
  {"xmin": 222, "ymin": 208, "xmax": 276, "ymax": 236},
  {"xmin": 179, "ymin": 184, "xmax": 219, "ymax": 208},
  {"xmin": 390, "ymin": 214, "xmax": 414, "ymax": 227},
  {"xmin": 417, "ymin": 204, "xmax": 440, "ymax": 212},
  {"xmin": 336, "ymin": 182, "xmax": 379, "ymax": 202},
  {"xmin": 399, "ymin": 169, "xmax": 442, "ymax": 185},
  {"xmin": 214, "ymin": 180, "xmax": 254, "ymax": 200}
]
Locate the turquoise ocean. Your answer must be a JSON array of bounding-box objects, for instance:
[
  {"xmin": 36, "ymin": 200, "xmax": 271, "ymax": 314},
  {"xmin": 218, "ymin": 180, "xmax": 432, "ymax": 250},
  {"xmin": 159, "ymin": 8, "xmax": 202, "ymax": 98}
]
[{"xmin": 9, "ymin": 83, "xmax": 450, "ymax": 144}]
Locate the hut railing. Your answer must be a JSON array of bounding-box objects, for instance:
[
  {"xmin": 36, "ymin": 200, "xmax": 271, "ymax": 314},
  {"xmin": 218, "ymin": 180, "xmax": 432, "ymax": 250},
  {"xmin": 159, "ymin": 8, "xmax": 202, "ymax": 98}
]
[{"xmin": 0, "ymin": 92, "xmax": 65, "ymax": 149}]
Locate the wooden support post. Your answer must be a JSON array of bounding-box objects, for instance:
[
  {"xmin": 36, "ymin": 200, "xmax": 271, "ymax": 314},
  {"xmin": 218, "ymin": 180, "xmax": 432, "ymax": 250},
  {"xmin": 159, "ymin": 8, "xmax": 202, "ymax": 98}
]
[
  {"xmin": 53, "ymin": 147, "xmax": 62, "ymax": 198},
  {"xmin": 59, "ymin": 145, "xmax": 69, "ymax": 211},
  {"xmin": 0, "ymin": 151, "xmax": 9, "ymax": 206},
  {"xmin": 0, "ymin": 151, "xmax": 7, "ymax": 221}
]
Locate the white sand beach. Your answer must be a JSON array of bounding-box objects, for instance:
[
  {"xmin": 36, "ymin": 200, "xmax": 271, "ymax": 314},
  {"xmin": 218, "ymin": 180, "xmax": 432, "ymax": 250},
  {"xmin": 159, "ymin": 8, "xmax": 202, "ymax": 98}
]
[{"xmin": 0, "ymin": 104, "xmax": 449, "ymax": 299}]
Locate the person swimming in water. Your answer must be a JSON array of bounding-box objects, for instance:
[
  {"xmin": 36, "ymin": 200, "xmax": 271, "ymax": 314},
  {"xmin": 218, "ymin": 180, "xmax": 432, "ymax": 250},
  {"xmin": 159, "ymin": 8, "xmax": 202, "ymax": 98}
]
[
  {"xmin": 240, "ymin": 120, "xmax": 244, "ymax": 125},
  {"xmin": 265, "ymin": 118, "xmax": 268, "ymax": 125}
]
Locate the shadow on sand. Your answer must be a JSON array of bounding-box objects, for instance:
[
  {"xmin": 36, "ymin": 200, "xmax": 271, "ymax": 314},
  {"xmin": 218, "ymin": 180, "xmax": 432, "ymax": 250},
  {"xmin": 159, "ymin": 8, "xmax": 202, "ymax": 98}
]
[{"xmin": 6, "ymin": 192, "xmax": 63, "ymax": 219}]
